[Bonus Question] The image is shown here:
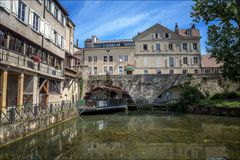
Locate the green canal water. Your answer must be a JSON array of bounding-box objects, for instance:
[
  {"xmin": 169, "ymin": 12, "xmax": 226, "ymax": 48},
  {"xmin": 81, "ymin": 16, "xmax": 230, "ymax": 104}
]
[{"xmin": 0, "ymin": 111, "xmax": 240, "ymax": 160}]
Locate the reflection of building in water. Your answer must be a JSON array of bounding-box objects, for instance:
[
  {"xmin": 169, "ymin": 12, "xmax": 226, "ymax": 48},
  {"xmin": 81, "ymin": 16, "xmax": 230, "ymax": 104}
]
[{"xmin": 81, "ymin": 142, "xmax": 228, "ymax": 160}]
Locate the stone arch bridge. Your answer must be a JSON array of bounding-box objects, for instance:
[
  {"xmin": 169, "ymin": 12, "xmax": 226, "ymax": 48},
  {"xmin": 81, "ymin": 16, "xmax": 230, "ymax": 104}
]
[{"xmin": 84, "ymin": 74, "xmax": 238, "ymax": 105}]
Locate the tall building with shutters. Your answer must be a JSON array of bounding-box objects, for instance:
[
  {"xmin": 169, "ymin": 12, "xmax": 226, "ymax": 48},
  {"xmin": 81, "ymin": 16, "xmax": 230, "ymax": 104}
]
[
  {"xmin": 83, "ymin": 23, "xmax": 201, "ymax": 75},
  {"xmin": 0, "ymin": 0, "xmax": 77, "ymax": 112}
]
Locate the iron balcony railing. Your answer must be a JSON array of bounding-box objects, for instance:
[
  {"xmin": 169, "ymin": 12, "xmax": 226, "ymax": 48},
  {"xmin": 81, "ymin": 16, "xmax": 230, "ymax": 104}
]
[
  {"xmin": 0, "ymin": 100, "xmax": 75, "ymax": 126},
  {"xmin": 0, "ymin": 48, "xmax": 63, "ymax": 77}
]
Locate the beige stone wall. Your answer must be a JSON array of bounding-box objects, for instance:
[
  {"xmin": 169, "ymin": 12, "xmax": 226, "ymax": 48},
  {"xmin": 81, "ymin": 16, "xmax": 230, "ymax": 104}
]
[
  {"xmin": 83, "ymin": 47, "xmax": 135, "ymax": 75},
  {"xmin": 62, "ymin": 80, "xmax": 79, "ymax": 102}
]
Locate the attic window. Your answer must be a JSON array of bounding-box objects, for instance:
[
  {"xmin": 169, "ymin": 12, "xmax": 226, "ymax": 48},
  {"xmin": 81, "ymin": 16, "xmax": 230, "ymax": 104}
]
[
  {"xmin": 165, "ymin": 33, "xmax": 169, "ymax": 38},
  {"xmin": 187, "ymin": 29, "xmax": 192, "ymax": 36}
]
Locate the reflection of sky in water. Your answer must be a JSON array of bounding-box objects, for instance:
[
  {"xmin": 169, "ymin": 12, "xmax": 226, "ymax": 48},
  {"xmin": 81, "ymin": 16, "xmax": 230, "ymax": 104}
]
[{"xmin": 0, "ymin": 111, "xmax": 239, "ymax": 160}]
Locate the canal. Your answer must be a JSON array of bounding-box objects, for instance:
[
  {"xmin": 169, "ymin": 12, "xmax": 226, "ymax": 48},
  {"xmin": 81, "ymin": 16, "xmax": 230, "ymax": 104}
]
[{"xmin": 0, "ymin": 111, "xmax": 240, "ymax": 159}]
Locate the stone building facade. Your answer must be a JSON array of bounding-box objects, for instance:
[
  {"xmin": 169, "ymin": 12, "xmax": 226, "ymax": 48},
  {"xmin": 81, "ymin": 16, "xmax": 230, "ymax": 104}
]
[
  {"xmin": 0, "ymin": 0, "xmax": 78, "ymax": 111},
  {"xmin": 83, "ymin": 23, "xmax": 201, "ymax": 75}
]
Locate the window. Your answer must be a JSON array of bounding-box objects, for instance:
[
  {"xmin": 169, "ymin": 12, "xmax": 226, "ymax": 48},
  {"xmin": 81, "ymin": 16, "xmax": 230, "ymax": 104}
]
[
  {"xmin": 156, "ymin": 43, "xmax": 160, "ymax": 51},
  {"xmin": 193, "ymin": 43, "xmax": 198, "ymax": 50},
  {"xmin": 183, "ymin": 69, "xmax": 188, "ymax": 74},
  {"xmin": 168, "ymin": 43, "xmax": 173, "ymax": 50},
  {"xmin": 25, "ymin": 43, "xmax": 39, "ymax": 56},
  {"xmin": 194, "ymin": 69, "xmax": 198, "ymax": 74},
  {"xmin": 45, "ymin": 0, "xmax": 51, "ymax": 11},
  {"xmin": 54, "ymin": 6, "xmax": 59, "ymax": 19},
  {"xmin": 48, "ymin": 55, "xmax": 55, "ymax": 66},
  {"xmin": 143, "ymin": 44, "xmax": 148, "ymax": 51},
  {"xmin": 49, "ymin": 80, "xmax": 60, "ymax": 93},
  {"xmin": 169, "ymin": 57, "xmax": 174, "ymax": 67},
  {"xmin": 165, "ymin": 33, "xmax": 169, "ymax": 38},
  {"xmin": 205, "ymin": 69, "xmax": 210, "ymax": 74},
  {"xmin": 18, "ymin": 0, "xmax": 27, "ymax": 22},
  {"xmin": 33, "ymin": 13, "xmax": 40, "ymax": 31},
  {"xmin": 93, "ymin": 67, "xmax": 97, "ymax": 75},
  {"xmin": 88, "ymin": 56, "xmax": 92, "ymax": 62},
  {"xmin": 89, "ymin": 67, "xmax": 92, "ymax": 75},
  {"xmin": 55, "ymin": 58, "xmax": 61, "ymax": 70},
  {"xmin": 104, "ymin": 56, "xmax": 107, "ymax": 62},
  {"xmin": 155, "ymin": 33, "xmax": 158, "ymax": 39},
  {"xmin": 61, "ymin": 36, "xmax": 64, "ymax": 49},
  {"xmin": 118, "ymin": 66, "xmax": 123, "ymax": 75},
  {"xmin": 109, "ymin": 66, "xmax": 113, "ymax": 75},
  {"xmin": 144, "ymin": 70, "xmax": 148, "ymax": 75},
  {"xmin": 183, "ymin": 57, "xmax": 188, "ymax": 64},
  {"xmin": 93, "ymin": 56, "xmax": 97, "ymax": 62},
  {"xmin": 103, "ymin": 66, "xmax": 107, "ymax": 74},
  {"xmin": 187, "ymin": 29, "xmax": 192, "ymax": 36},
  {"xmin": 9, "ymin": 35, "xmax": 24, "ymax": 54},
  {"xmin": 183, "ymin": 43, "xmax": 187, "ymax": 50},
  {"xmin": 157, "ymin": 70, "xmax": 161, "ymax": 74},
  {"xmin": 39, "ymin": 51, "xmax": 48, "ymax": 64},
  {"xmin": 119, "ymin": 55, "xmax": 128, "ymax": 62},
  {"xmin": 0, "ymin": 30, "xmax": 7, "ymax": 48},
  {"xmin": 109, "ymin": 56, "xmax": 113, "ymax": 62},
  {"xmin": 170, "ymin": 70, "xmax": 174, "ymax": 74},
  {"xmin": 193, "ymin": 57, "xmax": 198, "ymax": 64}
]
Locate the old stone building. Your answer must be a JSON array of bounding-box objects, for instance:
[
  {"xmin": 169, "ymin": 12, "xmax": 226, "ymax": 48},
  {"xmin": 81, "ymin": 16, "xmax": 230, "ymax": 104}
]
[
  {"xmin": 0, "ymin": 0, "xmax": 78, "ymax": 112},
  {"xmin": 83, "ymin": 23, "xmax": 201, "ymax": 75}
]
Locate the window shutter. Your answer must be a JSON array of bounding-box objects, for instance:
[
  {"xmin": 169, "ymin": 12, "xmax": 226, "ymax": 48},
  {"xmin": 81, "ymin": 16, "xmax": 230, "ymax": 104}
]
[
  {"xmin": 165, "ymin": 44, "xmax": 168, "ymax": 51},
  {"xmin": 48, "ymin": 24, "xmax": 52, "ymax": 39},
  {"xmin": 63, "ymin": 17, "xmax": 66, "ymax": 26},
  {"xmin": 197, "ymin": 43, "xmax": 200, "ymax": 51},
  {"xmin": 173, "ymin": 43, "xmax": 176, "ymax": 51},
  {"xmin": 24, "ymin": 6, "xmax": 29, "ymax": 24},
  {"xmin": 160, "ymin": 43, "xmax": 163, "ymax": 51},
  {"xmin": 29, "ymin": 9, "xmax": 33, "ymax": 27},
  {"xmin": 12, "ymin": 0, "xmax": 19, "ymax": 16},
  {"xmin": 58, "ymin": 34, "xmax": 61, "ymax": 46},
  {"xmin": 179, "ymin": 58, "xmax": 182, "ymax": 66},
  {"xmin": 165, "ymin": 59, "xmax": 167, "ymax": 67},
  {"xmin": 190, "ymin": 43, "xmax": 193, "ymax": 50},
  {"xmin": 152, "ymin": 44, "xmax": 155, "ymax": 51},
  {"xmin": 58, "ymin": 10, "xmax": 61, "ymax": 21},
  {"xmin": 40, "ymin": 18, "xmax": 44, "ymax": 35},
  {"xmin": 51, "ymin": 28, "xmax": 55, "ymax": 42},
  {"xmin": 191, "ymin": 57, "xmax": 194, "ymax": 65},
  {"xmin": 180, "ymin": 43, "xmax": 183, "ymax": 51},
  {"xmin": 44, "ymin": 22, "xmax": 48, "ymax": 38},
  {"xmin": 51, "ymin": 3, "xmax": 55, "ymax": 15}
]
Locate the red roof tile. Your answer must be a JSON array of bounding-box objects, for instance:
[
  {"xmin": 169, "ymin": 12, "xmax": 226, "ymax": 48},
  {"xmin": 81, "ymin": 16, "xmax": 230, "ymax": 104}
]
[{"xmin": 201, "ymin": 55, "xmax": 223, "ymax": 68}]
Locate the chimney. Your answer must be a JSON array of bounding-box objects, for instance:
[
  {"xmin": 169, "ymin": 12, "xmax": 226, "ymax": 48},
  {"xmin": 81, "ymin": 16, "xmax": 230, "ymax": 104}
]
[
  {"xmin": 92, "ymin": 35, "xmax": 97, "ymax": 43},
  {"xmin": 76, "ymin": 39, "xmax": 79, "ymax": 47},
  {"xmin": 175, "ymin": 23, "xmax": 179, "ymax": 34},
  {"xmin": 191, "ymin": 23, "xmax": 196, "ymax": 29}
]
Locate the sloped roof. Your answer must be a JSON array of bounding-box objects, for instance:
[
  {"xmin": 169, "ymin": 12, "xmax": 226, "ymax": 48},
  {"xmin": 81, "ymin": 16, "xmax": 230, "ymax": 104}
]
[
  {"xmin": 178, "ymin": 29, "xmax": 200, "ymax": 37},
  {"xmin": 201, "ymin": 55, "xmax": 223, "ymax": 68}
]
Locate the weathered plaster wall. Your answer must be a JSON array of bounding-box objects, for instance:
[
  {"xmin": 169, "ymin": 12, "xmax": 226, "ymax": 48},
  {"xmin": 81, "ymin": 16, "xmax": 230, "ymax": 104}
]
[{"xmin": 85, "ymin": 75, "xmax": 240, "ymax": 105}]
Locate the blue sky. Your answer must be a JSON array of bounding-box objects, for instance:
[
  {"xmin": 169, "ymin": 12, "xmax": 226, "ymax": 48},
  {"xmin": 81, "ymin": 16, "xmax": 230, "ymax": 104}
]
[{"xmin": 60, "ymin": 0, "xmax": 208, "ymax": 53}]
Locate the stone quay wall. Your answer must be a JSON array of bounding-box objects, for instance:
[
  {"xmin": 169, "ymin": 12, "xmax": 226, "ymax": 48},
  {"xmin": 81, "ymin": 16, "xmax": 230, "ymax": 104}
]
[{"xmin": 0, "ymin": 109, "xmax": 78, "ymax": 147}]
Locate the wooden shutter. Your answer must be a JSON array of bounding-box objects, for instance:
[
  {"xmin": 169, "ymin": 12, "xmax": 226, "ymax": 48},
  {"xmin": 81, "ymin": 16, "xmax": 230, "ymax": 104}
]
[{"xmin": 12, "ymin": 0, "xmax": 19, "ymax": 16}]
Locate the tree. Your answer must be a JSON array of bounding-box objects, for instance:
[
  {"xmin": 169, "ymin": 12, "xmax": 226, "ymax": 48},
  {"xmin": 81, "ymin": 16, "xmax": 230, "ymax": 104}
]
[{"xmin": 191, "ymin": 0, "xmax": 240, "ymax": 80}]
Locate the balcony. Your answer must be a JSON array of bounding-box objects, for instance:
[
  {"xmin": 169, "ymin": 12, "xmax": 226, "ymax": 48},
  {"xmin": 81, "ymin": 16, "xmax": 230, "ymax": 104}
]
[{"xmin": 0, "ymin": 48, "xmax": 63, "ymax": 78}]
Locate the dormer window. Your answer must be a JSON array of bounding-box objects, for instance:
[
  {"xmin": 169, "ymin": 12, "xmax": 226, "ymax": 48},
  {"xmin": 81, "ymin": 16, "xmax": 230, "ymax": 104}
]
[
  {"xmin": 187, "ymin": 29, "xmax": 192, "ymax": 36},
  {"xmin": 155, "ymin": 33, "xmax": 158, "ymax": 39},
  {"xmin": 165, "ymin": 33, "xmax": 169, "ymax": 38},
  {"xmin": 143, "ymin": 44, "xmax": 148, "ymax": 51}
]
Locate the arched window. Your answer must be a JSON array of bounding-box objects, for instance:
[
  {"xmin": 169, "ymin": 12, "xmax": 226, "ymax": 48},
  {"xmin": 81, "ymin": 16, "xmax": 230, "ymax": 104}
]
[
  {"xmin": 170, "ymin": 70, "xmax": 174, "ymax": 74},
  {"xmin": 157, "ymin": 70, "xmax": 161, "ymax": 75},
  {"xmin": 194, "ymin": 69, "xmax": 198, "ymax": 74},
  {"xmin": 144, "ymin": 69, "xmax": 148, "ymax": 75}
]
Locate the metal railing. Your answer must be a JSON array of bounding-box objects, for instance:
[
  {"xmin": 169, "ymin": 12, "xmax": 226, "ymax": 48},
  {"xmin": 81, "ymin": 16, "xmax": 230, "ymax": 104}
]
[
  {"xmin": 0, "ymin": 101, "xmax": 75, "ymax": 126},
  {"xmin": 0, "ymin": 48, "xmax": 63, "ymax": 77},
  {"xmin": 85, "ymin": 99, "xmax": 127, "ymax": 108}
]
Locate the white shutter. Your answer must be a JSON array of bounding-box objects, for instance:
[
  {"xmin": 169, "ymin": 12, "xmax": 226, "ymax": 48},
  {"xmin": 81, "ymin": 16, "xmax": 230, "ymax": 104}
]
[
  {"xmin": 173, "ymin": 43, "xmax": 176, "ymax": 51},
  {"xmin": 165, "ymin": 44, "xmax": 169, "ymax": 51},
  {"xmin": 190, "ymin": 43, "xmax": 193, "ymax": 50},
  {"xmin": 24, "ymin": 6, "xmax": 29, "ymax": 24},
  {"xmin": 197, "ymin": 43, "xmax": 200, "ymax": 51},
  {"xmin": 180, "ymin": 43, "xmax": 183, "ymax": 51},
  {"xmin": 63, "ymin": 17, "xmax": 66, "ymax": 26},
  {"xmin": 48, "ymin": 24, "xmax": 52, "ymax": 39},
  {"xmin": 58, "ymin": 11, "xmax": 61, "ymax": 21},
  {"xmin": 51, "ymin": 2, "xmax": 55, "ymax": 15},
  {"xmin": 169, "ymin": 33, "xmax": 171, "ymax": 38},
  {"xmin": 0, "ymin": 0, "xmax": 11, "ymax": 12},
  {"xmin": 44, "ymin": 22, "xmax": 48, "ymax": 38},
  {"xmin": 12, "ymin": 0, "xmax": 19, "ymax": 16},
  {"xmin": 29, "ymin": 9, "xmax": 33, "ymax": 27},
  {"xmin": 57, "ymin": 34, "xmax": 61, "ymax": 46},
  {"xmin": 40, "ymin": 18, "xmax": 45, "ymax": 35},
  {"xmin": 152, "ymin": 44, "xmax": 155, "ymax": 51},
  {"xmin": 51, "ymin": 28, "xmax": 55, "ymax": 42}
]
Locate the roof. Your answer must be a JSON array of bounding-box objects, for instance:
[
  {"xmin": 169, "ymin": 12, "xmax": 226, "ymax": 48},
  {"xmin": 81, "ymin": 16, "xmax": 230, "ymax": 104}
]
[
  {"xmin": 54, "ymin": 0, "xmax": 69, "ymax": 16},
  {"xmin": 94, "ymin": 39, "xmax": 133, "ymax": 44},
  {"xmin": 201, "ymin": 55, "xmax": 223, "ymax": 68},
  {"xmin": 178, "ymin": 29, "xmax": 200, "ymax": 37}
]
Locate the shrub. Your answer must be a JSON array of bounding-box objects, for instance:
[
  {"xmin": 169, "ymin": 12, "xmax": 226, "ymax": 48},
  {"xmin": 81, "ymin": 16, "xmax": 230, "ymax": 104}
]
[{"xmin": 210, "ymin": 92, "xmax": 240, "ymax": 100}]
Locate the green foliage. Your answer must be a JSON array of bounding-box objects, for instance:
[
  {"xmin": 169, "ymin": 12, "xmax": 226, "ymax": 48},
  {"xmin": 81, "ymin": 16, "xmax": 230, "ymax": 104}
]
[
  {"xmin": 210, "ymin": 91, "xmax": 240, "ymax": 100},
  {"xmin": 191, "ymin": 0, "xmax": 240, "ymax": 80},
  {"xmin": 180, "ymin": 85, "xmax": 204, "ymax": 105}
]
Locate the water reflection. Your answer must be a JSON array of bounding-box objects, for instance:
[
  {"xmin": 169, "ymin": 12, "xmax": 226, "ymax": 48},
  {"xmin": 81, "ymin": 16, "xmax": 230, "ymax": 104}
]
[{"xmin": 0, "ymin": 111, "xmax": 240, "ymax": 160}]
